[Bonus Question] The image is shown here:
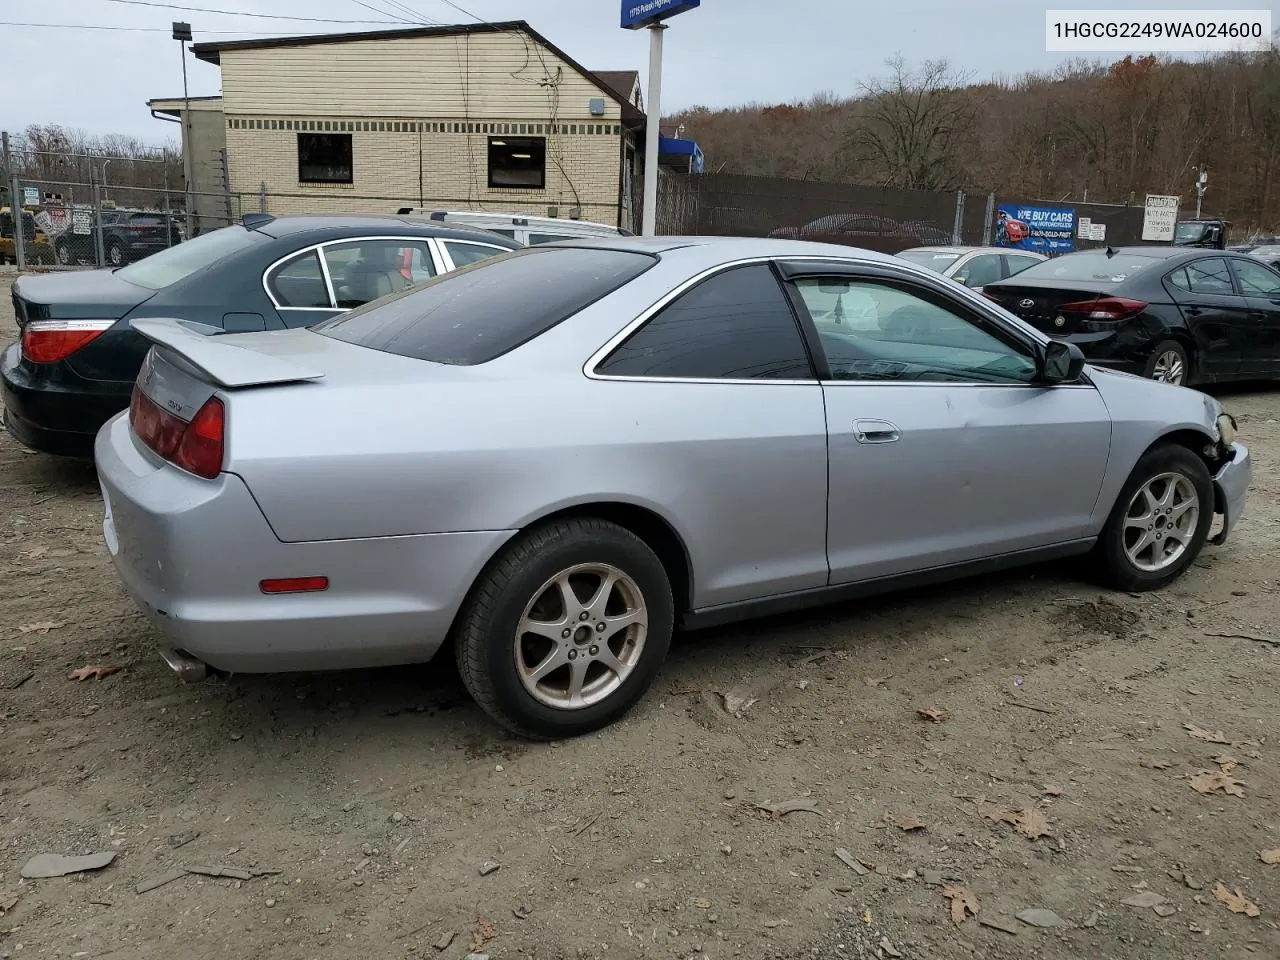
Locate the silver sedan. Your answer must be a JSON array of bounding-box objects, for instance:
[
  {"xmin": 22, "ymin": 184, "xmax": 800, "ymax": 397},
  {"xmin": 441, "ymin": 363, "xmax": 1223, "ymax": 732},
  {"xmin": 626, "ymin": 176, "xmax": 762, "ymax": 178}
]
[{"xmin": 94, "ymin": 237, "xmax": 1251, "ymax": 739}]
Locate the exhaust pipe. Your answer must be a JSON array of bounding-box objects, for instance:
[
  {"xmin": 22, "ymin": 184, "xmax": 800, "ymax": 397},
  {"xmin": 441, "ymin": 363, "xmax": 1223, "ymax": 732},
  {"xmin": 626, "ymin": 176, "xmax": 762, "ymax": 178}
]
[{"xmin": 158, "ymin": 647, "xmax": 209, "ymax": 683}]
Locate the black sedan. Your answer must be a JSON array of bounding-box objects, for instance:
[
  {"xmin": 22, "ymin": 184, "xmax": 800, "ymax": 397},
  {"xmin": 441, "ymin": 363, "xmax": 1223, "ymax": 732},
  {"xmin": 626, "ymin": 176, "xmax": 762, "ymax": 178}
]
[
  {"xmin": 3, "ymin": 214, "xmax": 519, "ymax": 456},
  {"xmin": 981, "ymin": 247, "xmax": 1280, "ymax": 386}
]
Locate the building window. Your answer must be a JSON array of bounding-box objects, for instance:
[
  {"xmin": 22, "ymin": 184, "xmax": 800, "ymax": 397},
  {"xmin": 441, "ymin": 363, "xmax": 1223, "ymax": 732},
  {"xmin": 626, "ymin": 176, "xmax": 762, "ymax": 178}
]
[
  {"xmin": 488, "ymin": 136, "xmax": 546, "ymax": 189},
  {"xmin": 298, "ymin": 133, "xmax": 353, "ymax": 184}
]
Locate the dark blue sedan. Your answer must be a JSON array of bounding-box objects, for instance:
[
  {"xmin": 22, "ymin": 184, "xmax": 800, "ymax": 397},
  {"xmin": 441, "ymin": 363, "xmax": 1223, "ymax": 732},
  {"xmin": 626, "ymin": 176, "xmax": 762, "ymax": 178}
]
[{"xmin": 3, "ymin": 214, "xmax": 520, "ymax": 456}]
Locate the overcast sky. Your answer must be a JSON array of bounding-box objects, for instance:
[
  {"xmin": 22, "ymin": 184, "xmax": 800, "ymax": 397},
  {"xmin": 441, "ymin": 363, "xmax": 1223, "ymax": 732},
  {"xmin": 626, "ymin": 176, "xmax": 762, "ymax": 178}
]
[{"xmin": 4, "ymin": 0, "xmax": 1278, "ymax": 142}]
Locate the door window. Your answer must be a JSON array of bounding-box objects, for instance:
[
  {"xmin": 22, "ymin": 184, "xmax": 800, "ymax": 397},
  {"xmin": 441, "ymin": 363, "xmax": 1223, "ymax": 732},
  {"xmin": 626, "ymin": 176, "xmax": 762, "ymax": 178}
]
[
  {"xmin": 528, "ymin": 232, "xmax": 577, "ymax": 245},
  {"xmin": 266, "ymin": 249, "xmax": 332, "ymax": 309},
  {"xmin": 952, "ymin": 254, "xmax": 1003, "ymax": 287},
  {"xmin": 322, "ymin": 239, "xmax": 434, "ymax": 309},
  {"xmin": 443, "ymin": 240, "xmax": 508, "ymax": 268},
  {"xmin": 596, "ymin": 264, "xmax": 814, "ymax": 380},
  {"xmin": 1179, "ymin": 258, "xmax": 1235, "ymax": 296},
  {"xmin": 1002, "ymin": 254, "xmax": 1041, "ymax": 277},
  {"xmin": 794, "ymin": 277, "xmax": 1038, "ymax": 384},
  {"xmin": 1231, "ymin": 258, "xmax": 1280, "ymax": 297}
]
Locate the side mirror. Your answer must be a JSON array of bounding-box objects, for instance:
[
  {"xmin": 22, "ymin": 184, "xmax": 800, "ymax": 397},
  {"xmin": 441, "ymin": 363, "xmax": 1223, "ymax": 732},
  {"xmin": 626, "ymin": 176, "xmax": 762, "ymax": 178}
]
[{"xmin": 1040, "ymin": 340, "xmax": 1086, "ymax": 384}]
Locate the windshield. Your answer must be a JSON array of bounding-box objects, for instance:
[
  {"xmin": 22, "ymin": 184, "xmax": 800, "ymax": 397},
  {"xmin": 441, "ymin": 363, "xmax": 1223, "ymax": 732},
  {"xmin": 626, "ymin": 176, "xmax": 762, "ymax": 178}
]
[
  {"xmin": 897, "ymin": 250, "xmax": 963, "ymax": 272},
  {"xmin": 1174, "ymin": 222, "xmax": 1209, "ymax": 244},
  {"xmin": 1011, "ymin": 251, "xmax": 1163, "ymax": 286},
  {"xmin": 314, "ymin": 246, "xmax": 656, "ymax": 365},
  {"xmin": 116, "ymin": 225, "xmax": 261, "ymax": 290}
]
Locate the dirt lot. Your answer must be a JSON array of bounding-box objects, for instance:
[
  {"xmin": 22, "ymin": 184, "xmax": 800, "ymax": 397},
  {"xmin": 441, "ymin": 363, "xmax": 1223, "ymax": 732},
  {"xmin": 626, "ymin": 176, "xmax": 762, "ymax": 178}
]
[{"xmin": 1, "ymin": 274, "xmax": 1279, "ymax": 960}]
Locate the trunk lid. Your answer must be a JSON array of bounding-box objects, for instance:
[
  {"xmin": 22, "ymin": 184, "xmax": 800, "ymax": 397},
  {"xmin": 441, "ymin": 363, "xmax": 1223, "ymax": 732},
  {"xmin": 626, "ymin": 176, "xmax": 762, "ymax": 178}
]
[
  {"xmin": 12, "ymin": 269, "xmax": 155, "ymax": 327},
  {"xmin": 982, "ymin": 282, "xmax": 1113, "ymax": 335}
]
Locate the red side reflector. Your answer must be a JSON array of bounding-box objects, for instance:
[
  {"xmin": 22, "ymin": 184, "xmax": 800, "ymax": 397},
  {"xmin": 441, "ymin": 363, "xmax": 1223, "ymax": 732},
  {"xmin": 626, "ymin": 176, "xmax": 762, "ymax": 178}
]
[
  {"xmin": 21, "ymin": 320, "xmax": 114, "ymax": 363},
  {"xmin": 260, "ymin": 576, "xmax": 329, "ymax": 594}
]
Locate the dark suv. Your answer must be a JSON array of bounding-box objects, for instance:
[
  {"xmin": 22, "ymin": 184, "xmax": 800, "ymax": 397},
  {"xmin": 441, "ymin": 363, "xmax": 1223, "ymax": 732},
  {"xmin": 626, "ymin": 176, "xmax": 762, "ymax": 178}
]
[{"xmin": 53, "ymin": 209, "xmax": 183, "ymax": 266}]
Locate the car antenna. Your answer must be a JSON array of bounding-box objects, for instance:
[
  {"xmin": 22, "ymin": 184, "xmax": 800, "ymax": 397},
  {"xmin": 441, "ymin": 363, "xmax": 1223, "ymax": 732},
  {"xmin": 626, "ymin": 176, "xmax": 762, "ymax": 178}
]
[{"xmin": 241, "ymin": 212, "xmax": 276, "ymax": 232}]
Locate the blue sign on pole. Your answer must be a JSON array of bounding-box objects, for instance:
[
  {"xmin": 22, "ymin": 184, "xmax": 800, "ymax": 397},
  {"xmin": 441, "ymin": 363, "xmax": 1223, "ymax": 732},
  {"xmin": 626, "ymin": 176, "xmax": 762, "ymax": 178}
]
[
  {"xmin": 994, "ymin": 203, "xmax": 1076, "ymax": 253},
  {"xmin": 621, "ymin": 0, "xmax": 700, "ymax": 29}
]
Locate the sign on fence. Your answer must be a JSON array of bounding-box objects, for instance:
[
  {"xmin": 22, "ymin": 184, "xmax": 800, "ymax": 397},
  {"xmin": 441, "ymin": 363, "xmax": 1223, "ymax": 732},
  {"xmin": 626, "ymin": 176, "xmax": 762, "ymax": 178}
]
[
  {"xmin": 995, "ymin": 203, "xmax": 1076, "ymax": 253},
  {"xmin": 1141, "ymin": 194, "xmax": 1180, "ymax": 242},
  {"xmin": 72, "ymin": 209, "xmax": 92, "ymax": 235},
  {"xmin": 22, "ymin": 186, "xmax": 39, "ymax": 207}
]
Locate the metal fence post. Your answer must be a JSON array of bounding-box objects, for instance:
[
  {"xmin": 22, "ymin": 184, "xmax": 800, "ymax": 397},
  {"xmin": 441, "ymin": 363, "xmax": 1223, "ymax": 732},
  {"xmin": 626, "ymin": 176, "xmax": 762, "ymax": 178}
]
[
  {"xmin": 982, "ymin": 192, "xmax": 996, "ymax": 246},
  {"xmin": 952, "ymin": 190, "xmax": 965, "ymax": 245},
  {"xmin": 92, "ymin": 170, "xmax": 106, "ymax": 267},
  {"xmin": 220, "ymin": 149, "xmax": 233, "ymax": 224},
  {"xmin": 259, "ymin": 182, "xmax": 267, "ymax": 214}
]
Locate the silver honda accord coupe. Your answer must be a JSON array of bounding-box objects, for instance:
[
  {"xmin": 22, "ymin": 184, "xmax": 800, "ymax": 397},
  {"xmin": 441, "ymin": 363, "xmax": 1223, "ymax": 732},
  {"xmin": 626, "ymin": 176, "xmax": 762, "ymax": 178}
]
[{"xmin": 94, "ymin": 237, "xmax": 1251, "ymax": 738}]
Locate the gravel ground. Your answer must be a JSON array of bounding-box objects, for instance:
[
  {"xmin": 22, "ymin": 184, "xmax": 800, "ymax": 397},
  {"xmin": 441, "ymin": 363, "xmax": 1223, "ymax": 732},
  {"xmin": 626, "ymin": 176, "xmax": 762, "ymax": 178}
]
[{"xmin": 2, "ymin": 274, "xmax": 1279, "ymax": 960}]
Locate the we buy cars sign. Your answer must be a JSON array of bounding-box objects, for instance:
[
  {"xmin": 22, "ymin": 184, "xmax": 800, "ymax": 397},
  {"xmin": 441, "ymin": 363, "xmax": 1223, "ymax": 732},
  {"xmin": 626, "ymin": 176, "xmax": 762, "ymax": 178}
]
[{"xmin": 995, "ymin": 203, "xmax": 1076, "ymax": 253}]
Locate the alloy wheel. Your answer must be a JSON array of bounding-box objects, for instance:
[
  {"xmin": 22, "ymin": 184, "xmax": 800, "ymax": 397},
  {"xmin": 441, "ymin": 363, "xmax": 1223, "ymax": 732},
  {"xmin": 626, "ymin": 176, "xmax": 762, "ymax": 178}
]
[
  {"xmin": 1123, "ymin": 472, "xmax": 1200, "ymax": 572},
  {"xmin": 1151, "ymin": 350, "xmax": 1185, "ymax": 384},
  {"xmin": 514, "ymin": 563, "xmax": 648, "ymax": 710}
]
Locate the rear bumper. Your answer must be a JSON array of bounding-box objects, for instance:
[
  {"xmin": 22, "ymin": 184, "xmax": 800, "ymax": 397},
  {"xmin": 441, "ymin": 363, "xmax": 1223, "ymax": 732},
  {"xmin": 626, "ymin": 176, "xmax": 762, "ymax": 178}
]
[
  {"xmin": 1211, "ymin": 442, "xmax": 1250, "ymax": 546},
  {"xmin": 94, "ymin": 413, "xmax": 515, "ymax": 673},
  {"xmin": 2, "ymin": 341, "xmax": 130, "ymax": 457}
]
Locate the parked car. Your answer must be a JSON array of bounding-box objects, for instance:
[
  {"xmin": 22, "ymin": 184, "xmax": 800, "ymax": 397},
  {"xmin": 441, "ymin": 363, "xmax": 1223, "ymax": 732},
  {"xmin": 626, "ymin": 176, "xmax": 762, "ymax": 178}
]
[
  {"xmin": 1248, "ymin": 245, "xmax": 1280, "ymax": 270},
  {"xmin": 94, "ymin": 237, "xmax": 1249, "ymax": 739},
  {"xmin": 896, "ymin": 246, "xmax": 1047, "ymax": 287},
  {"xmin": 52, "ymin": 208, "xmax": 184, "ymax": 267},
  {"xmin": 981, "ymin": 246, "xmax": 1280, "ymax": 386},
  {"xmin": 771, "ymin": 214, "xmax": 923, "ymax": 253},
  {"xmin": 2, "ymin": 213, "xmax": 519, "ymax": 456},
  {"xmin": 395, "ymin": 208, "xmax": 631, "ymax": 244}
]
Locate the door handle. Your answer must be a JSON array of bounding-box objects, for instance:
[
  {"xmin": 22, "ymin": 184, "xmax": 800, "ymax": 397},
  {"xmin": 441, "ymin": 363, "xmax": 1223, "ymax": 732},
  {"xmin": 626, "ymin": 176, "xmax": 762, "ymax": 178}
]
[
  {"xmin": 1184, "ymin": 306, "xmax": 1205, "ymax": 316},
  {"xmin": 854, "ymin": 419, "xmax": 901, "ymax": 444}
]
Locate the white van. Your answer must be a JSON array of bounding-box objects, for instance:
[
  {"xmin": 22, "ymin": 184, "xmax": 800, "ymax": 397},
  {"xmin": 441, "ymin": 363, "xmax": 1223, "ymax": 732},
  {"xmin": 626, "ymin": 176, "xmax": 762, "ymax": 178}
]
[{"xmin": 395, "ymin": 208, "xmax": 632, "ymax": 245}]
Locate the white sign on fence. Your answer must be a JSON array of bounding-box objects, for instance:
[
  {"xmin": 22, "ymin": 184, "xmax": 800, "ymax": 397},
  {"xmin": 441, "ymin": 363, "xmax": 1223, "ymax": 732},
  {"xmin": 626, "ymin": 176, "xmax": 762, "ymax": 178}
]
[
  {"xmin": 1089, "ymin": 222, "xmax": 1106, "ymax": 241},
  {"xmin": 1142, "ymin": 194, "xmax": 1180, "ymax": 242},
  {"xmin": 72, "ymin": 209, "xmax": 92, "ymax": 235},
  {"xmin": 1077, "ymin": 216, "xmax": 1092, "ymax": 239},
  {"xmin": 22, "ymin": 186, "xmax": 39, "ymax": 207}
]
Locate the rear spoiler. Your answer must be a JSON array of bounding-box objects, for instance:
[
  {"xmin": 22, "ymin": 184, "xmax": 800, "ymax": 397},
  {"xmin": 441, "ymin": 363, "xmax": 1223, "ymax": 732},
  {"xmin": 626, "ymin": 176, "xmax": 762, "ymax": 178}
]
[{"xmin": 131, "ymin": 318, "xmax": 324, "ymax": 388}]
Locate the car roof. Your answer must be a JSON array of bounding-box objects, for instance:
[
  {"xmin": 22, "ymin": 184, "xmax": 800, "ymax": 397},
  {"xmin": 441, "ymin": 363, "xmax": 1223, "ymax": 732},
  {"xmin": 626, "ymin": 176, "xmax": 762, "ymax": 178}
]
[
  {"xmin": 536, "ymin": 234, "xmax": 907, "ymax": 264},
  {"xmin": 900, "ymin": 246, "xmax": 1043, "ymax": 256},
  {"xmin": 405, "ymin": 209, "xmax": 622, "ymax": 232},
  {"xmin": 249, "ymin": 214, "xmax": 522, "ymax": 246}
]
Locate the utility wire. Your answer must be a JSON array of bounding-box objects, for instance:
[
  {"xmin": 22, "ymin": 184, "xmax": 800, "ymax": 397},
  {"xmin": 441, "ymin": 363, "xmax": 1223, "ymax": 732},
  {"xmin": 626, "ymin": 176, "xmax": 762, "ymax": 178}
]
[
  {"xmin": 99, "ymin": 0, "xmax": 401, "ymax": 24},
  {"xmin": 433, "ymin": 0, "xmax": 484, "ymax": 23},
  {"xmin": 348, "ymin": 0, "xmax": 421, "ymax": 24},
  {"xmin": 0, "ymin": 20, "xmax": 309, "ymax": 33}
]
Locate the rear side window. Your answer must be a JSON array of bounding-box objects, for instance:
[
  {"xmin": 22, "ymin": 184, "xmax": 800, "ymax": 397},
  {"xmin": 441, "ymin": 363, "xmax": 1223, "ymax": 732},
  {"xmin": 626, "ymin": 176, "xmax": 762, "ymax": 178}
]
[
  {"xmin": 529, "ymin": 232, "xmax": 576, "ymax": 245},
  {"xmin": 595, "ymin": 264, "xmax": 814, "ymax": 380},
  {"xmin": 314, "ymin": 247, "xmax": 655, "ymax": 365}
]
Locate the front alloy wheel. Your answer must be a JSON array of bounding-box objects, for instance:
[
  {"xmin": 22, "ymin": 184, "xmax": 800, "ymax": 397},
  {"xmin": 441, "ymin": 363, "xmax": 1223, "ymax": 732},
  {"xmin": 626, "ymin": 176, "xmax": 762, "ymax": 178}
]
[{"xmin": 1122, "ymin": 473, "xmax": 1199, "ymax": 572}]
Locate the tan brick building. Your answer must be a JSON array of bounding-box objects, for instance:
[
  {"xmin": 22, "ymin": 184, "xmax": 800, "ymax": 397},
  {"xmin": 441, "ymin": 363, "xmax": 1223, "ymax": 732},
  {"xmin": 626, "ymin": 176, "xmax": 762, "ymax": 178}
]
[{"xmin": 153, "ymin": 21, "xmax": 646, "ymax": 231}]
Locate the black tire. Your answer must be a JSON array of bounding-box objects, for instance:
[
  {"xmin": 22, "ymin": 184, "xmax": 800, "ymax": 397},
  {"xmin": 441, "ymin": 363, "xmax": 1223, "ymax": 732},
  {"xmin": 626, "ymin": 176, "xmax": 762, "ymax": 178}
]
[
  {"xmin": 454, "ymin": 517, "xmax": 674, "ymax": 739},
  {"xmin": 1142, "ymin": 339, "xmax": 1192, "ymax": 385},
  {"xmin": 1093, "ymin": 443, "xmax": 1214, "ymax": 592}
]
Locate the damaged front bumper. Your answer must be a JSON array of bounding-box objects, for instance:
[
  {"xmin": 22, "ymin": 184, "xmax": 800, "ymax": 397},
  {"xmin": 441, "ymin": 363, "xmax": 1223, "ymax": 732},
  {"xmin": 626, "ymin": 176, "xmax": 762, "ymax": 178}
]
[{"xmin": 1210, "ymin": 442, "xmax": 1250, "ymax": 546}]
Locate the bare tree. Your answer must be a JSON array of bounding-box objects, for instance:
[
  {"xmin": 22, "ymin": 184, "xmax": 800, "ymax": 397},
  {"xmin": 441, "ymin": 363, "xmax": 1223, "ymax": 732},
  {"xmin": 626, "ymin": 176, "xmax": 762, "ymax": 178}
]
[{"xmin": 846, "ymin": 56, "xmax": 976, "ymax": 191}]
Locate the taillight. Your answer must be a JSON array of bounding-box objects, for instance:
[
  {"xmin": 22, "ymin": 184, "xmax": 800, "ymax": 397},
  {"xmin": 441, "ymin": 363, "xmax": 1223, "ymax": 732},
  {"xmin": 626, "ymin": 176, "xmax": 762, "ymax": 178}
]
[
  {"xmin": 21, "ymin": 319, "xmax": 114, "ymax": 362},
  {"xmin": 129, "ymin": 388, "xmax": 225, "ymax": 479},
  {"xmin": 1059, "ymin": 297, "xmax": 1148, "ymax": 321}
]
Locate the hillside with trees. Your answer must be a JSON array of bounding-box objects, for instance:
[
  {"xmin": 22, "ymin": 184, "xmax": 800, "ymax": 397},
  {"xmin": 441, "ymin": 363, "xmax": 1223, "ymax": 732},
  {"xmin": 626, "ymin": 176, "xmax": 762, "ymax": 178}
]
[{"xmin": 670, "ymin": 48, "xmax": 1280, "ymax": 231}]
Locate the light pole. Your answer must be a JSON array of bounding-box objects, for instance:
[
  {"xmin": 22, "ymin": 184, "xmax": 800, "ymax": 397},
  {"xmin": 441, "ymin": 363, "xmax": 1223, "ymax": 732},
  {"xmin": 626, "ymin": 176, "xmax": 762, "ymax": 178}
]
[
  {"xmin": 622, "ymin": 0, "xmax": 699, "ymax": 237},
  {"xmin": 1194, "ymin": 167, "xmax": 1208, "ymax": 220},
  {"xmin": 173, "ymin": 21, "xmax": 194, "ymax": 239}
]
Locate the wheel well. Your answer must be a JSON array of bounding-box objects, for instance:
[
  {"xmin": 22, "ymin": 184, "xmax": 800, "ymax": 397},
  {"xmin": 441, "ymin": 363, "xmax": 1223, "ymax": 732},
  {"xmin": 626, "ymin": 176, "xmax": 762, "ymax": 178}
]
[
  {"xmin": 531, "ymin": 503, "xmax": 693, "ymax": 615},
  {"xmin": 1148, "ymin": 428, "xmax": 1222, "ymax": 473}
]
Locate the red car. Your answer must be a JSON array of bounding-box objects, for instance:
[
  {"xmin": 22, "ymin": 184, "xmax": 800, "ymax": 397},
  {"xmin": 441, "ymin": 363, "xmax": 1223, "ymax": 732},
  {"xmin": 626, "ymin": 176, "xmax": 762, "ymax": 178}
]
[{"xmin": 1003, "ymin": 217, "xmax": 1030, "ymax": 243}]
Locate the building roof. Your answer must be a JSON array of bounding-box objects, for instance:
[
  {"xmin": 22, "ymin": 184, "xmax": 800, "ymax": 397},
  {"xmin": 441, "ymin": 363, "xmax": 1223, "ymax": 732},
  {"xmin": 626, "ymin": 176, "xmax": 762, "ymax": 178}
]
[
  {"xmin": 594, "ymin": 70, "xmax": 640, "ymax": 105},
  {"xmin": 191, "ymin": 21, "xmax": 645, "ymax": 124}
]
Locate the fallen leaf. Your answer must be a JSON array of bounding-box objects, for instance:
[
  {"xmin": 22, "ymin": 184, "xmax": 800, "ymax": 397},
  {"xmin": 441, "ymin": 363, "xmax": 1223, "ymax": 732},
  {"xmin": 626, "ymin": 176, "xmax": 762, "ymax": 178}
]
[
  {"xmin": 19, "ymin": 621, "xmax": 65, "ymax": 635},
  {"xmin": 888, "ymin": 812, "xmax": 926, "ymax": 832},
  {"xmin": 69, "ymin": 664, "xmax": 121, "ymax": 682},
  {"xmin": 1184, "ymin": 722, "xmax": 1231, "ymax": 745},
  {"xmin": 1212, "ymin": 755, "xmax": 1239, "ymax": 773},
  {"xmin": 0, "ymin": 886, "xmax": 21, "ymax": 917},
  {"xmin": 988, "ymin": 807, "xmax": 1053, "ymax": 839},
  {"xmin": 1260, "ymin": 849, "xmax": 1280, "ymax": 865},
  {"xmin": 469, "ymin": 914, "xmax": 496, "ymax": 952},
  {"xmin": 1189, "ymin": 766, "xmax": 1246, "ymax": 798},
  {"xmin": 942, "ymin": 883, "xmax": 979, "ymax": 926},
  {"xmin": 1043, "ymin": 784, "xmax": 1064, "ymax": 796},
  {"xmin": 917, "ymin": 706, "xmax": 949, "ymax": 723},
  {"xmin": 1212, "ymin": 882, "xmax": 1259, "ymax": 917},
  {"xmin": 757, "ymin": 799, "xmax": 823, "ymax": 818},
  {"xmin": 691, "ymin": 897, "xmax": 711, "ymax": 909}
]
